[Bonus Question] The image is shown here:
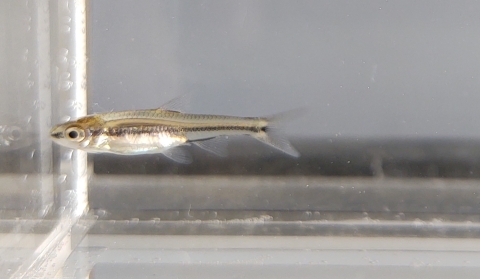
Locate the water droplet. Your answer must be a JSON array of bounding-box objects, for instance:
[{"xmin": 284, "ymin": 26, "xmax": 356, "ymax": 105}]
[
  {"xmin": 60, "ymin": 80, "xmax": 73, "ymax": 91},
  {"xmin": 60, "ymin": 115, "xmax": 71, "ymax": 122},
  {"xmin": 61, "ymin": 16, "xmax": 71, "ymax": 24},
  {"xmin": 33, "ymin": 100, "xmax": 46, "ymax": 110},
  {"xmin": 59, "ymin": 72, "xmax": 73, "ymax": 91},
  {"xmin": 28, "ymin": 149, "xmax": 36, "ymax": 159},
  {"xmin": 67, "ymin": 99, "xmax": 83, "ymax": 110},
  {"xmin": 61, "ymin": 25, "xmax": 71, "ymax": 33},
  {"xmin": 57, "ymin": 174, "xmax": 67, "ymax": 184},
  {"xmin": 58, "ymin": 48, "xmax": 69, "ymax": 64},
  {"xmin": 62, "ymin": 150, "xmax": 73, "ymax": 160},
  {"xmin": 60, "ymin": 72, "xmax": 70, "ymax": 79},
  {"xmin": 58, "ymin": 55, "xmax": 68, "ymax": 64}
]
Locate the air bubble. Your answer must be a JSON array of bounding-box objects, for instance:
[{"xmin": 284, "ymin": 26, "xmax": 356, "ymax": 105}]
[
  {"xmin": 62, "ymin": 150, "xmax": 73, "ymax": 160},
  {"xmin": 67, "ymin": 100, "xmax": 83, "ymax": 110},
  {"xmin": 58, "ymin": 72, "xmax": 73, "ymax": 91},
  {"xmin": 28, "ymin": 149, "xmax": 35, "ymax": 159},
  {"xmin": 61, "ymin": 25, "xmax": 71, "ymax": 33},
  {"xmin": 60, "ymin": 80, "xmax": 73, "ymax": 91},
  {"xmin": 57, "ymin": 174, "xmax": 67, "ymax": 184},
  {"xmin": 33, "ymin": 100, "xmax": 46, "ymax": 110},
  {"xmin": 58, "ymin": 48, "xmax": 69, "ymax": 64},
  {"xmin": 61, "ymin": 16, "xmax": 71, "ymax": 24}
]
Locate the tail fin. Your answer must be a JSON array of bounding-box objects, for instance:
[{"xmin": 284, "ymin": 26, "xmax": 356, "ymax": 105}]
[{"xmin": 254, "ymin": 108, "xmax": 304, "ymax": 158}]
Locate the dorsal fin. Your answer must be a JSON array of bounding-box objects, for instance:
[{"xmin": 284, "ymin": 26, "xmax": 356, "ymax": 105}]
[
  {"xmin": 157, "ymin": 94, "xmax": 191, "ymax": 113},
  {"xmin": 159, "ymin": 109, "xmax": 182, "ymax": 113}
]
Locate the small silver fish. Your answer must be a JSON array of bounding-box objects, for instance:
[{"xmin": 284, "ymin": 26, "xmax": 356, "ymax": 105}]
[{"xmin": 50, "ymin": 96, "xmax": 299, "ymax": 163}]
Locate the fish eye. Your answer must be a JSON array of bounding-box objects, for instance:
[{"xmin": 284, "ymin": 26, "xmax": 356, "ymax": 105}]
[{"xmin": 65, "ymin": 127, "xmax": 85, "ymax": 142}]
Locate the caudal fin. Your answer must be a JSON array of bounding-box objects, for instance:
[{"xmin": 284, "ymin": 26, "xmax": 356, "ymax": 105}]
[
  {"xmin": 255, "ymin": 128, "xmax": 300, "ymax": 157},
  {"xmin": 254, "ymin": 109, "xmax": 303, "ymax": 158}
]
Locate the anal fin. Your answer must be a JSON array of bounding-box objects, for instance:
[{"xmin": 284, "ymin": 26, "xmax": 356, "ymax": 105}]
[
  {"xmin": 191, "ymin": 136, "xmax": 228, "ymax": 157},
  {"xmin": 162, "ymin": 146, "xmax": 193, "ymax": 164}
]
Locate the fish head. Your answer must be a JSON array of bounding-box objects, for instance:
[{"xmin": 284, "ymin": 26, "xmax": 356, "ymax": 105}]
[{"xmin": 50, "ymin": 115, "xmax": 103, "ymax": 150}]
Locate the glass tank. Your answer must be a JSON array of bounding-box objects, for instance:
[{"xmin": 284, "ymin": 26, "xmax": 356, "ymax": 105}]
[{"xmin": 2, "ymin": 1, "xmax": 480, "ymax": 278}]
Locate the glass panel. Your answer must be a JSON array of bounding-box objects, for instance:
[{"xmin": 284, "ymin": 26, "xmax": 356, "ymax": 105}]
[{"xmin": 0, "ymin": 0, "xmax": 87, "ymax": 277}]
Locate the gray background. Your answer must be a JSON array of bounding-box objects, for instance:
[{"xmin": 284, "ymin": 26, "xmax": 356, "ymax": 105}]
[{"xmin": 90, "ymin": 1, "xmax": 480, "ymax": 138}]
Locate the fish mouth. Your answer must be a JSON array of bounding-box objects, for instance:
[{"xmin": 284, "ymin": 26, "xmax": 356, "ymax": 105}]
[{"xmin": 50, "ymin": 126, "xmax": 64, "ymax": 139}]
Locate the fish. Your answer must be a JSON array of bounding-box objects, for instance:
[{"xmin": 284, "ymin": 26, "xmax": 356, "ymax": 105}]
[{"xmin": 50, "ymin": 96, "xmax": 300, "ymax": 163}]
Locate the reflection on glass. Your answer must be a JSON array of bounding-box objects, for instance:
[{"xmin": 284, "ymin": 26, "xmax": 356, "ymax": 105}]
[{"xmin": 0, "ymin": 0, "xmax": 87, "ymax": 278}]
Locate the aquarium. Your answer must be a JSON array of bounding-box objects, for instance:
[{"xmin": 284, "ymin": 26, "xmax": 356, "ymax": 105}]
[{"xmin": 2, "ymin": 1, "xmax": 480, "ymax": 278}]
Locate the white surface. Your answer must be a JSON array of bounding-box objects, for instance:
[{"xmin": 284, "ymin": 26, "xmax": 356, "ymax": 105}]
[{"xmin": 63, "ymin": 235, "xmax": 480, "ymax": 279}]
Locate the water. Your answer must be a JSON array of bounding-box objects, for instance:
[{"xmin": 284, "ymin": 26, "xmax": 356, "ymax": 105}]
[
  {"xmin": 0, "ymin": 0, "xmax": 87, "ymax": 278},
  {"xmin": 3, "ymin": 1, "xmax": 480, "ymax": 278}
]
